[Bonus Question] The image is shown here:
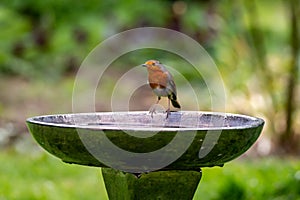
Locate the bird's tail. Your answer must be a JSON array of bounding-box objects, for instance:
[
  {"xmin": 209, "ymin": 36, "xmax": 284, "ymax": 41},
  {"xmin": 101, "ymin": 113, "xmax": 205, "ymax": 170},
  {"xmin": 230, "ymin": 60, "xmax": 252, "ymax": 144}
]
[
  {"xmin": 169, "ymin": 93, "xmax": 181, "ymax": 108},
  {"xmin": 171, "ymin": 99, "xmax": 181, "ymax": 108}
]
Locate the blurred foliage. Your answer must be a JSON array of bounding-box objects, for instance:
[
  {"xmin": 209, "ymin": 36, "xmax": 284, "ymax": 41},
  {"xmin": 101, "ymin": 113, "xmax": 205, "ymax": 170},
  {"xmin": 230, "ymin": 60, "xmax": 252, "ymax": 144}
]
[
  {"xmin": 196, "ymin": 158, "xmax": 300, "ymax": 200},
  {"xmin": 0, "ymin": 0, "xmax": 170, "ymax": 79},
  {"xmin": 0, "ymin": 146, "xmax": 107, "ymax": 199}
]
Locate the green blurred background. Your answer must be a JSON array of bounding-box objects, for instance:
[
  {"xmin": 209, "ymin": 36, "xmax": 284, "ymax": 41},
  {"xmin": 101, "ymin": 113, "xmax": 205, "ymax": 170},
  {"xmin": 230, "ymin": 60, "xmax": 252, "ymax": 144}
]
[{"xmin": 0, "ymin": 0, "xmax": 299, "ymax": 199}]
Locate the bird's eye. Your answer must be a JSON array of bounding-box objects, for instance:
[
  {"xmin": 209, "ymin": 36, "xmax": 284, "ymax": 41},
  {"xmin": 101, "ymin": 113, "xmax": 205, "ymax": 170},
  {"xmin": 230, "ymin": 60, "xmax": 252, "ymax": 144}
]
[{"xmin": 152, "ymin": 62, "xmax": 155, "ymax": 66}]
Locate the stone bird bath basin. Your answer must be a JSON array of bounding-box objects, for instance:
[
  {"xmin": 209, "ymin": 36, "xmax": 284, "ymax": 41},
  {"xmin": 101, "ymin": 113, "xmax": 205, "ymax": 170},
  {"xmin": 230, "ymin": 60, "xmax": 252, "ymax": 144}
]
[{"xmin": 26, "ymin": 111, "xmax": 264, "ymax": 200}]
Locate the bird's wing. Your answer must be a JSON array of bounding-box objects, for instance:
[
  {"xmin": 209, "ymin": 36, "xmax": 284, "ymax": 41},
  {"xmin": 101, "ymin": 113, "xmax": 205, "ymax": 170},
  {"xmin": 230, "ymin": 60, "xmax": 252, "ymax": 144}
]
[
  {"xmin": 158, "ymin": 63, "xmax": 177, "ymax": 95},
  {"xmin": 165, "ymin": 71, "xmax": 177, "ymax": 96}
]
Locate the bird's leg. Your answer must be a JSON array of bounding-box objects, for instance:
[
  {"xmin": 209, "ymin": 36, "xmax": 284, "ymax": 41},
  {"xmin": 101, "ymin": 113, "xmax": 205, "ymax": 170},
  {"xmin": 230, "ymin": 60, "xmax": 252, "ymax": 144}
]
[
  {"xmin": 149, "ymin": 97, "xmax": 161, "ymax": 118},
  {"xmin": 149, "ymin": 106, "xmax": 156, "ymax": 118},
  {"xmin": 156, "ymin": 96, "xmax": 161, "ymax": 104},
  {"xmin": 166, "ymin": 98, "xmax": 171, "ymax": 119}
]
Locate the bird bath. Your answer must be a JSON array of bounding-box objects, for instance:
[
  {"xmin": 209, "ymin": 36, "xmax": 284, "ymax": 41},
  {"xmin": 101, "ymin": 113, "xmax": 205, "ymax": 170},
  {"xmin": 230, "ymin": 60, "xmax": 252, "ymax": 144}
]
[{"xmin": 26, "ymin": 111, "xmax": 264, "ymax": 200}]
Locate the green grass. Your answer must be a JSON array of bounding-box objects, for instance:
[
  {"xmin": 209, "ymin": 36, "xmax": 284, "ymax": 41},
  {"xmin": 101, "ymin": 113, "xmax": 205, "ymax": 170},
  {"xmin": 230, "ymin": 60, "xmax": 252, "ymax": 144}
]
[
  {"xmin": 0, "ymin": 146, "xmax": 108, "ymax": 200},
  {"xmin": 195, "ymin": 158, "xmax": 300, "ymax": 200},
  {"xmin": 1, "ymin": 136, "xmax": 299, "ymax": 200}
]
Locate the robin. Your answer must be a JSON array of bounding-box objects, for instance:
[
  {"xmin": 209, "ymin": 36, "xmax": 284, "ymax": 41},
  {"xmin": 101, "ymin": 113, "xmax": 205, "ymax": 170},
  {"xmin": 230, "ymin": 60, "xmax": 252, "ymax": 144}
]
[{"xmin": 142, "ymin": 60, "xmax": 181, "ymax": 118}]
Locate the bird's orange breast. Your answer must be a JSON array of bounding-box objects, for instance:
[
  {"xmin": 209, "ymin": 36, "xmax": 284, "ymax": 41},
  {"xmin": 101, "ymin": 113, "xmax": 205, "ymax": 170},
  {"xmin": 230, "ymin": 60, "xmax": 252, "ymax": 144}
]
[{"xmin": 147, "ymin": 66, "xmax": 168, "ymax": 89}]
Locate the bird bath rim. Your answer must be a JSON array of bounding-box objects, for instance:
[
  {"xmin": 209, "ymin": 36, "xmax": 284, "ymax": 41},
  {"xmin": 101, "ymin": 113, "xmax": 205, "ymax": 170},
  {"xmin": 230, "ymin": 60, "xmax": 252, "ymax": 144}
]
[{"xmin": 26, "ymin": 111, "xmax": 264, "ymax": 131}]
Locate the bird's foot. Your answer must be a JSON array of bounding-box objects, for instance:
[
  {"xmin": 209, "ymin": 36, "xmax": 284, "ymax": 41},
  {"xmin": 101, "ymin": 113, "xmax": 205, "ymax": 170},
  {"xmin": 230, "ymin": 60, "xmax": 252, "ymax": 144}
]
[
  {"xmin": 148, "ymin": 104, "xmax": 165, "ymax": 118},
  {"xmin": 149, "ymin": 108, "xmax": 156, "ymax": 118}
]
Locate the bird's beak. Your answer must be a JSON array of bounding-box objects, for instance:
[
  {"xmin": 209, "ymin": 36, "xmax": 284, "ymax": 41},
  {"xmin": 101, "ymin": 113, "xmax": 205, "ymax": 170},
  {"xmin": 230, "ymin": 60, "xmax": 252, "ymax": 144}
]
[{"xmin": 142, "ymin": 64, "xmax": 147, "ymax": 67}]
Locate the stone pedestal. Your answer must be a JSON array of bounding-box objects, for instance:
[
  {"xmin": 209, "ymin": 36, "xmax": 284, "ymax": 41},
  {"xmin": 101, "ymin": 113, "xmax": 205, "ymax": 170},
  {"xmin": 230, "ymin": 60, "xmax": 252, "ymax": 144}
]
[{"xmin": 102, "ymin": 168, "xmax": 202, "ymax": 200}]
